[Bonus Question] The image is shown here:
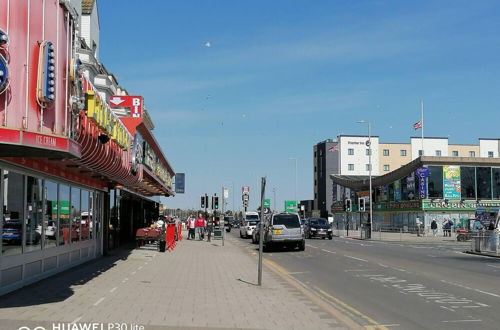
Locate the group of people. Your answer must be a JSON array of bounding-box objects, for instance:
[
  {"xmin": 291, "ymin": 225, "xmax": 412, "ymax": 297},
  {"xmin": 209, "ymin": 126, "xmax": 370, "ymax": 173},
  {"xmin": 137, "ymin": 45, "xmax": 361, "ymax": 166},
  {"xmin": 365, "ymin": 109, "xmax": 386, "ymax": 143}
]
[
  {"xmin": 430, "ymin": 219, "xmax": 454, "ymax": 237},
  {"xmin": 186, "ymin": 214, "xmax": 217, "ymax": 242}
]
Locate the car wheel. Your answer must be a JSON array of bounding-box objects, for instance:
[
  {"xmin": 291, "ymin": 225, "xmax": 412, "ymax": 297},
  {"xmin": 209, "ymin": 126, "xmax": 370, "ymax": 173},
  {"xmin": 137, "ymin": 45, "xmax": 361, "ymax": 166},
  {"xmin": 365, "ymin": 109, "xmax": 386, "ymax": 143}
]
[
  {"xmin": 298, "ymin": 240, "xmax": 305, "ymax": 251},
  {"xmin": 322, "ymin": 237, "xmax": 326, "ymax": 240},
  {"xmin": 264, "ymin": 243, "xmax": 272, "ymax": 252},
  {"xmin": 240, "ymin": 231, "xmax": 244, "ymax": 238},
  {"xmin": 328, "ymin": 235, "xmax": 333, "ymax": 240}
]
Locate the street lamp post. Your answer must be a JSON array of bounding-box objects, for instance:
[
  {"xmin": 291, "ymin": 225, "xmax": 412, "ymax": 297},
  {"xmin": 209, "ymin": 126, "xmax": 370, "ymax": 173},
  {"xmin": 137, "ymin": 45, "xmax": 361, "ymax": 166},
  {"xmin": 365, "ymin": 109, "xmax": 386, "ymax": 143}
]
[
  {"xmin": 289, "ymin": 158, "xmax": 298, "ymax": 204},
  {"xmin": 273, "ymin": 187, "xmax": 276, "ymax": 211},
  {"xmin": 356, "ymin": 120, "xmax": 372, "ymax": 239}
]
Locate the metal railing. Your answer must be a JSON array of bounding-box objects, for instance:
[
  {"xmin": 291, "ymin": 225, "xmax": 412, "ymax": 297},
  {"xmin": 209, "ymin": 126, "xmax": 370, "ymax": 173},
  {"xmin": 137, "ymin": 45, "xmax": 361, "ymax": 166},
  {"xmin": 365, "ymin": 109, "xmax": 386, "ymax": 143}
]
[{"xmin": 470, "ymin": 231, "xmax": 500, "ymax": 255}]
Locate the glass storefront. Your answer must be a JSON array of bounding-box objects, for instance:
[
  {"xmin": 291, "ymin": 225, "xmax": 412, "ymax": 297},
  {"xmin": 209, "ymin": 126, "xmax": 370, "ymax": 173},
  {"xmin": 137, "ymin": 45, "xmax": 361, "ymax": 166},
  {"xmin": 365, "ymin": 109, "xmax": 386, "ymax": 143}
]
[{"xmin": 1, "ymin": 168, "xmax": 102, "ymax": 256}]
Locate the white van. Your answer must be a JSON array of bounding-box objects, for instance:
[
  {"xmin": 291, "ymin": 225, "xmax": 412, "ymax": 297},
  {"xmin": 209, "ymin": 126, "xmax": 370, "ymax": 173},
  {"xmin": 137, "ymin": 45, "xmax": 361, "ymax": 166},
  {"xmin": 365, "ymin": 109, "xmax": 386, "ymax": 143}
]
[{"xmin": 240, "ymin": 211, "xmax": 260, "ymax": 238}]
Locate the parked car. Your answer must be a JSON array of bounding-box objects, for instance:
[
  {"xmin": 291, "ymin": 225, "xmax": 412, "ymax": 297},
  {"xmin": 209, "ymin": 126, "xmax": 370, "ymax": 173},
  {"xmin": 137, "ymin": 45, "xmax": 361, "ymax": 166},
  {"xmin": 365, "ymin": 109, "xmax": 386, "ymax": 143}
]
[
  {"xmin": 263, "ymin": 212, "xmax": 305, "ymax": 251},
  {"xmin": 304, "ymin": 217, "xmax": 333, "ymax": 239}
]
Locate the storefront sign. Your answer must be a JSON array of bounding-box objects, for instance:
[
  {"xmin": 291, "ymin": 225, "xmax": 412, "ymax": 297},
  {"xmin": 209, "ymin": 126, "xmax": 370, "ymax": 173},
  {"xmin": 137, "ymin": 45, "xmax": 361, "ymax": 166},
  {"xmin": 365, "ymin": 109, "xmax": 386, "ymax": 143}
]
[
  {"xmin": 443, "ymin": 165, "xmax": 461, "ymax": 199},
  {"xmin": 375, "ymin": 201, "xmax": 421, "ymax": 211},
  {"xmin": 109, "ymin": 95, "xmax": 144, "ymax": 118},
  {"xmin": 422, "ymin": 200, "xmax": 500, "ymax": 211},
  {"xmin": 416, "ymin": 167, "xmax": 429, "ymax": 199},
  {"xmin": 86, "ymin": 90, "xmax": 131, "ymax": 150}
]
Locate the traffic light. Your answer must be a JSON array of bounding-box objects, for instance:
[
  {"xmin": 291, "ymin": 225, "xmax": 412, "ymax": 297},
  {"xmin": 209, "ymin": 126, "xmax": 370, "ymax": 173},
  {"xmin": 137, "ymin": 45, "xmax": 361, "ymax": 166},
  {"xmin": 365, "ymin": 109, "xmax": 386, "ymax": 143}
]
[
  {"xmin": 201, "ymin": 196, "xmax": 205, "ymax": 208},
  {"xmin": 359, "ymin": 198, "xmax": 365, "ymax": 212},
  {"xmin": 37, "ymin": 41, "xmax": 56, "ymax": 104},
  {"xmin": 345, "ymin": 199, "xmax": 351, "ymax": 212},
  {"xmin": 214, "ymin": 197, "xmax": 219, "ymax": 209}
]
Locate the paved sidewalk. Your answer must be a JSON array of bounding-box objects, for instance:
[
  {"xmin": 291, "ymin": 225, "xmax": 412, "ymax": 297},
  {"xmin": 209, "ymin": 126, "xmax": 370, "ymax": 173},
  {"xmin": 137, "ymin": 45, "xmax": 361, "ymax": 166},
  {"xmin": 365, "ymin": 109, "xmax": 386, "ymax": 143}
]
[{"xmin": 0, "ymin": 231, "xmax": 347, "ymax": 330}]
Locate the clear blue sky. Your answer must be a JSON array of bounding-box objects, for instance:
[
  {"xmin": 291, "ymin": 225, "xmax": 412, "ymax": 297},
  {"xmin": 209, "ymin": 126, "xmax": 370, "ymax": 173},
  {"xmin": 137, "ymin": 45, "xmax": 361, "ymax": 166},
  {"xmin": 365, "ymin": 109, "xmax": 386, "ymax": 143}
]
[{"xmin": 97, "ymin": 0, "xmax": 500, "ymax": 211}]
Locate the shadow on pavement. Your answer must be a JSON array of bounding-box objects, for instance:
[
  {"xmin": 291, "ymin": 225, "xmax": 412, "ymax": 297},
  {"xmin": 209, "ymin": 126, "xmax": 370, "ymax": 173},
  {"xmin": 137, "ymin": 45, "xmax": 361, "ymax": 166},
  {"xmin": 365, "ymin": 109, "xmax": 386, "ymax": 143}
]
[{"xmin": 0, "ymin": 245, "xmax": 134, "ymax": 309}]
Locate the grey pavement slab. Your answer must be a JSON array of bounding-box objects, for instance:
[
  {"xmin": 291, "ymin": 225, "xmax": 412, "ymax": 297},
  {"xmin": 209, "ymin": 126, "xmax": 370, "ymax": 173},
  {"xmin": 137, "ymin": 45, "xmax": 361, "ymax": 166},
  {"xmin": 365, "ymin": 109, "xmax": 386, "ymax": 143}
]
[{"xmin": 0, "ymin": 232, "xmax": 347, "ymax": 330}]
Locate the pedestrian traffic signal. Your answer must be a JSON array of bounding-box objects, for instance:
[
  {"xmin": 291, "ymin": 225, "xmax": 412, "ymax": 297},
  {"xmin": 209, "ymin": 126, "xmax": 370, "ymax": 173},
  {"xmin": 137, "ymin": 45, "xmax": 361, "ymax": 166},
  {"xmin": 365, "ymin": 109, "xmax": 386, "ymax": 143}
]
[
  {"xmin": 214, "ymin": 197, "xmax": 219, "ymax": 209},
  {"xmin": 37, "ymin": 41, "xmax": 56, "ymax": 103},
  {"xmin": 345, "ymin": 199, "xmax": 352, "ymax": 212},
  {"xmin": 359, "ymin": 198, "xmax": 365, "ymax": 212},
  {"xmin": 201, "ymin": 196, "xmax": 205, "ymax": 208}
]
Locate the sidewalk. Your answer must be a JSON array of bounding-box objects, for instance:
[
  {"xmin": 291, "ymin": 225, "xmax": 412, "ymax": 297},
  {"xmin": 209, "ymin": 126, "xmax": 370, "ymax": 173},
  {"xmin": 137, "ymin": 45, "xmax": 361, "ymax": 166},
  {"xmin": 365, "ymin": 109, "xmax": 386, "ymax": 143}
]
[{"xmin": 0, "ymin": 231, "xmax": 347, "ymax": 330}]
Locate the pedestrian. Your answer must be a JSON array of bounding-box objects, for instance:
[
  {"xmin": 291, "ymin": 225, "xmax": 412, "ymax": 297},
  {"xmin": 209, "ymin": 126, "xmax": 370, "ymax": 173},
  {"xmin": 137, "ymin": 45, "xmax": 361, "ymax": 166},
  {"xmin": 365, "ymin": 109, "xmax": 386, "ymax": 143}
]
[
  {"xmin": 206, "ymin": 216, "xmax": 214, "ymax": 242},
  {"xmin": 431, "ymin": 219, "xmax": 438, "ymax": 237},
  {"xmin": 488, "ymin": 220, "xmax": 495, "ymax": 231},
  {"xmin": 195, "ymin": 214, "xmax": 206, "ymax": 240},
  {"xmin": 187, "ymin": 215, "xmax": 196, "ymax": 240},
  {"xmin": 473, "ymin": 218, "xmax": 483, "ymax": 232},
  {"xmin": 443, "ymin": 219, "xmax": 450, "ymax": 237}
]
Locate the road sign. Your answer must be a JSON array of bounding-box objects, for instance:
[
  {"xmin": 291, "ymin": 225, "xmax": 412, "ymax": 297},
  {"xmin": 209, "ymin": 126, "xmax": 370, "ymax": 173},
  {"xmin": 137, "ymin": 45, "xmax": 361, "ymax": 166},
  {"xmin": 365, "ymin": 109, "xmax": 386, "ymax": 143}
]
[
  {"xmin": 109, "ymin": 95, "xmax": 143, "ymax": 118},
  {"xmin": 284, "ymin": 200, "xmax": 297, "ymax": 212},
  {"xmin": 223, "ymin": 188, "xmax": 229, "ymax": 199},
  {"xmin": 242, "ymin": 186, "xmax": 250, "ymax": 194}
]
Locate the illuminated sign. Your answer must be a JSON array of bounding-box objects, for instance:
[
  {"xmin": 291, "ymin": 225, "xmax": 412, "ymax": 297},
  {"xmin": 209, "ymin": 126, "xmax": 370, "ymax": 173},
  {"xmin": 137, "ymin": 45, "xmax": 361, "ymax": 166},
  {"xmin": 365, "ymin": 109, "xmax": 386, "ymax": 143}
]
[
  {"xmin": 36, "ymin": 41, "xmax": 56, "ymax": 103},
  {"xmin": 85, "ymin": 90, "xmax": 131, "ymax": 150}
]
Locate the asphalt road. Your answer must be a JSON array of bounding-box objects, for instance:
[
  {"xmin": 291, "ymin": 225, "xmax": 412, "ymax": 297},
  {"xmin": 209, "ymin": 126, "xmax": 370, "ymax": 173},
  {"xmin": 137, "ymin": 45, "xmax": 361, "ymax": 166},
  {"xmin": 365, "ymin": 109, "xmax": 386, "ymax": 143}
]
[{"xmin": 228, "ymin": 230, "xmax": 500, "ymax": 330}]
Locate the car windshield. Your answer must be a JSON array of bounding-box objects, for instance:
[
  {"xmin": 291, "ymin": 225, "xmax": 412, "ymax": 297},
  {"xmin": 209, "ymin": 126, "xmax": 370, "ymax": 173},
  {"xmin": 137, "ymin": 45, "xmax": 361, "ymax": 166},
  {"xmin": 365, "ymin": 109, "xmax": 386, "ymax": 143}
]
[
  {"xmin": 247, "ymin": 221, "xmax": 258, "ymax": 226},
  {"xmin": 273, "ymin": 214, "xmax": 300, "ymax": 228},
  {"xmin": 310, "ymin": 218, "xmax": 328, "ymax": 225},
  {"xmin": 246, "ymin": 214, "xmax": 259, "ymax": 220}
]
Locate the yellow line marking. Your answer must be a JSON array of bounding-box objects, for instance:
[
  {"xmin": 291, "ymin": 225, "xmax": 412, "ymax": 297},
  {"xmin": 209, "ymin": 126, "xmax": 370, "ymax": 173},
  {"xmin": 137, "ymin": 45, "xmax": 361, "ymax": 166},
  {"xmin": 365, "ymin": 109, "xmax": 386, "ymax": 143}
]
[{"xmin": 315, "ymin": 287, "xmax": 389, "ymax": 330}]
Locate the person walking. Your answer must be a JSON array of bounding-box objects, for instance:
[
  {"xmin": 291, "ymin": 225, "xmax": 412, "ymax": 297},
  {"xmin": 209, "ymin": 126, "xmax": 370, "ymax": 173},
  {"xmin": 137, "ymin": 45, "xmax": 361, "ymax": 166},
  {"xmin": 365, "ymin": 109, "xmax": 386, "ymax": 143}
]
[
  {"xmin": 206, "ymin": 216, "xmax": 214, "ymax": 242},
  {"xmin": 195, "ymin": 214, "xmax": 206, "ymax": 240},
  {"xmin": 187, "ymin": 215, "xmax": 196, "ymax": 240},
  {"xmin": 431, "ymin": 219, "xmax": 438, "ymax": 237}
]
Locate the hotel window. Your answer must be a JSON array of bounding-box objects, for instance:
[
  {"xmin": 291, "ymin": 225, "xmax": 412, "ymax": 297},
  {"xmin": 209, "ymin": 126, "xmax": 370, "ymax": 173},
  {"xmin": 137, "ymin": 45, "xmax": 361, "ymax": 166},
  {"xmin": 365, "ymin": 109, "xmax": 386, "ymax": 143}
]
[
  {"xmin": 348, "ymin": 148, "xmax": 354, "ymax": 155},
  {"xmin": 452, "ymin": 151, "xmax": 459, "ymax": 157},
  {"xmin": 488, "ymin": 151, "xmax": 494, "ymax": 158},
  {"xmin": 418, "ymin": 150, "xmax": 423, "ymax": 156},
  {"xmin": 435, "ymin": 150, "xmax": 442, "ymax": 156},
  {"xmin": 366, "ymin": 149, "xmax": 371, "ymax": 156},
  {"xmin": 348, "ymin": 164, "xmax": 354, "ymax": 171},
  {"xmin": 383, "ymin": 149, "xmax": 389, "ymax": 156},
  {"xmin": 469, "ymin": 151, "xmax": 476, "ymax": 157},
  {"xmin": 366, "ymin": 164, "xmax": 371, "ymax": 171},
  {"xmin": 384, "ymin": 165, "xmax": 390, "ymax": 171},
  {"xmin": 400, "ymin": 150, "xmax": 407, "ymax": 156}
]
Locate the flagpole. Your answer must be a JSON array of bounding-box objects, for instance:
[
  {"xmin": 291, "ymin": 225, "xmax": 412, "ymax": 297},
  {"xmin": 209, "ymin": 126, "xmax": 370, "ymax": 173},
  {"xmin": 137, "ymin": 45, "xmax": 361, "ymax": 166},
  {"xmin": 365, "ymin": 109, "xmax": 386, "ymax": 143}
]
[{"xmin": 421, "ymin": 100, "xmax": 424, "ymax": 157}]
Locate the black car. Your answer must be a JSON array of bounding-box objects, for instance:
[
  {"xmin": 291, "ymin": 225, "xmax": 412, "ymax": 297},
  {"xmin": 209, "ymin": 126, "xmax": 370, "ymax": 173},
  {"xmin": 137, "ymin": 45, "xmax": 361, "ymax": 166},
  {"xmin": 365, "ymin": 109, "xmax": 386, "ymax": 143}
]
[
  {"xmin": 304, "ymin": 217, "xmax": 333, "ymax": 239},
  {"xmin": 224, "ymin": 216, "xmax": 234, "ymax": 232}
]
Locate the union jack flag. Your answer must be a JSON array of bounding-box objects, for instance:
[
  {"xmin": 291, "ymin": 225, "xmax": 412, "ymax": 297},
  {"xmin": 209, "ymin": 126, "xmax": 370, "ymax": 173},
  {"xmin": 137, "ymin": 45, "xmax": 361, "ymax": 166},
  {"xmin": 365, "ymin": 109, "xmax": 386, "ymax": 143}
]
[
  {"xmin": 413, "ymin": 121, "xmax": 422, "ymax": 130},
  {"xmin": 328, "ymin": 145, "xmax": 339, "ymax": 152}
]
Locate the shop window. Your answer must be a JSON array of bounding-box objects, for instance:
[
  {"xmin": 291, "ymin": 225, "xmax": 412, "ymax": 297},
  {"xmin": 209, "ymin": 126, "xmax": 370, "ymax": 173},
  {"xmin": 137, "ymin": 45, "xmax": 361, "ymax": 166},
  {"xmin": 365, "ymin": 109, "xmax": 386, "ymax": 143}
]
[
  {"xmin": 71, "ymin": 188, "xmax": 81, "ymax": 242},
  {"xmin": 25, "ymin": 176, "xmax": 43, "ymax": 252},
  {"xmin": 59, "ymin": 184, "xmax": 70, "ymax": 245},
  {"xmin": 348, "ymin": 148, "xmax": 354, "ymax": 155},
  {"xmin": 452, "ymin": 151, "xmax": 459, "ymax": 157},
  {"xmin": 488, "ymin": 151, "xmax": 494, "ymax": 158},
  {"xmin": 383, "ymin": 149, "xmax": 389, "ymax": 156},
  {"xmin": 348, "ymin": 164, "xmax": 354, "ymax": 171},
  {"xmin": 2, "ymin": 170, "xmax": 24, "ymax": 256},
  {"xmin": 81, "ymin": 190, "xmax": 90, "ymax": 241},
  {"xmin": 461, "ymin": 167, "xmax": 476, "ymax": 199},
  {"xmin": 469, "ymin": 151, "xmax": 476, "ymax": 157},
  {"xmin": 418, "ymin": 150, "xmax": 423, "ymax": 156},
  {"xmin": 477, "ymin": 167, "xmax": 492, "ymax": 199},
  {"xmin": 384, "ymin": 165, "xmax": 390, "ymax": 171},
  {"xmin": 44, "ymin": 180, "xmax": 58, "ymax": 248},
  {"xmin": 493, "ymin": 168, "xmax": 500, "ymax": 199},
  {"xmin": 428, "ymin": 166, "xmax": 443, "ymax": 198},
  {"xmin": 400, "ymin": 150, "xmax": 407, "ymax": 156}
]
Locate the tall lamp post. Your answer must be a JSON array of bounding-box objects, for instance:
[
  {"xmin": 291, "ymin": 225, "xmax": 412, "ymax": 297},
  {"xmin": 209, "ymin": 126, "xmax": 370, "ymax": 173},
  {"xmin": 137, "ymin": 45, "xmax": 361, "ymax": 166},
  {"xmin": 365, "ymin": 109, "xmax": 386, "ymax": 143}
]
[
  {"xmin": 289, "ymin": 158, "xmax": 298, "ymax": 205},
  {"xmin": 356, "ymin": 120, "xmax": 372, "ymax": 239}
]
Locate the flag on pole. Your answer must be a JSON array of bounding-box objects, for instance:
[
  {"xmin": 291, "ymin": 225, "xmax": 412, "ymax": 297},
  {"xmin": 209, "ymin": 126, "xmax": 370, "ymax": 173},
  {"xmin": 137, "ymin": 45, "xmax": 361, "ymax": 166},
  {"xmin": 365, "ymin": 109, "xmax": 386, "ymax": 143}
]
[
  {"xmin": 328, "ymin": 145, "xmax": 339, "ymax": 152},
  {"xmin": 413, "ymin": 121, "xmax": 422, "ymax": 130}
]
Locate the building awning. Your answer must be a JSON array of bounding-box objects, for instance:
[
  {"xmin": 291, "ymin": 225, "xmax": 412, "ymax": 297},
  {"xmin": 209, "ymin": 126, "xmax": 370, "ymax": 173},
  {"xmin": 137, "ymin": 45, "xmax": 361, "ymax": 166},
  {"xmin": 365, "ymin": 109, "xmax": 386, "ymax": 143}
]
[{"xmin": 330, "ymin": 156, "xmax": 500, "ymax": 189}]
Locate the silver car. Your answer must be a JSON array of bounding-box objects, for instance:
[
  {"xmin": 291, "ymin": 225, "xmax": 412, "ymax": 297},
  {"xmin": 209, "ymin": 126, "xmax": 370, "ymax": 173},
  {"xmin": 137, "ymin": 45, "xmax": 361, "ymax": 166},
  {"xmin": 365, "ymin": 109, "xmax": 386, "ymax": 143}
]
[{"xmin": 264, "ymin": 213, "xmax": 305, "ymax": 251}]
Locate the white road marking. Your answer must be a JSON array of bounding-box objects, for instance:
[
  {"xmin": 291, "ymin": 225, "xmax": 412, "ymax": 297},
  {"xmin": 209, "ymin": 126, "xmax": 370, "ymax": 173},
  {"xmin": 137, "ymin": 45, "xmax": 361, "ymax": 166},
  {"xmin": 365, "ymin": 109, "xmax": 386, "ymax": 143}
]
[
  {"xmin": 487, "ymin": 264, "xmax": 500, "ymax": 269},
  {"xmin": 442, "ymin": 319, "xmax": 482, "ymax": 323},
  {"xmin": 138, "ymin": 266, "xmax": 143, "ymax": 270},
  {"xmin": 321, "ymin": 249, "xmax": 336, "ymax": 254},
  {"xmin": 122, "ymin": 277, "xmax": 129, "ymax": 283},
  {"xmin": 427, "ymin": 254, "xmax": 436, "ymax": 258},
  {"xmin": 392, "ymin": 267, "xmax": 407, "ymax": 272},
  {"xmin": 378, "ymin": 263, "xmax": 388, "ymax": 268},
  {"xmin": 109, "ymin": 287, "xmax": 117, "ymax": 293},
  {"xmin": 475, "ymin": 289, "xmax": 500, "ymax": 298},
  {"xmin": 93, "ymin": 297, "xmax": 105, "ymax": 306},
  {"xmin": 71, "ymin": 316, "xmax": 82, "ymax": 324},
  {"xmin": 377, "ymin": 324, "xmax": 400, "ymax": 327},
  {"xmin": 306, "ymin": 244, "xmax": 319, "ymax": 249},
  {"xmin": 344, "ymin": 255, "xmax": 368, "ymax": 262},
  {"xmin": 131, "ymin": 271, "xmax": 136, "ymax": 275}
]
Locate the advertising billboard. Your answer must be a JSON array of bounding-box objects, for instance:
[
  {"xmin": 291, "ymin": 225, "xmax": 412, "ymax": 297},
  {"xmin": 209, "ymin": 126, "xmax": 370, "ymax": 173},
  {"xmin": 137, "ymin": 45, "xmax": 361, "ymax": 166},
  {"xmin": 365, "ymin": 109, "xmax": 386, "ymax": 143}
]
[{"xmin": 443, "ymin": 165, "xmax": 461, "ymax": 199}]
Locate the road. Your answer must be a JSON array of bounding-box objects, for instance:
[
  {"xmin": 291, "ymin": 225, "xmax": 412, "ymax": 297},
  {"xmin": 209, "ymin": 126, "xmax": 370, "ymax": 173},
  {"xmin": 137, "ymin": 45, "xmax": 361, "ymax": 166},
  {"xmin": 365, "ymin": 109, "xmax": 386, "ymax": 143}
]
[{"xmin": 229, "ymin": 230, "xmax": 500, "ymax": 329}]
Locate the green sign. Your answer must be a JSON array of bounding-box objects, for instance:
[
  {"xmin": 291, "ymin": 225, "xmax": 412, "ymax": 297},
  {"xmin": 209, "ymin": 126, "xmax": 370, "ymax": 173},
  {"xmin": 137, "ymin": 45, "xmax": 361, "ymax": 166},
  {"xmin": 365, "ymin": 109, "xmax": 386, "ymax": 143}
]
[
  {"xmin": 52, "ymin": 201, "xmax": 70, "ymax": 215},
  {"xmin": 264, "ymin": 199, "xmax": 270, "ymax": 208},
  {"xmin": 284, "ymin": 200, "xmax": 297, "ymax": 212},
  {"xmin": 375, "ymin": 201, "xmax": 421, "ymax": 212},
  {"xmin": 422, "ymin": 200, "xmax": 500, "ymax": 211}
]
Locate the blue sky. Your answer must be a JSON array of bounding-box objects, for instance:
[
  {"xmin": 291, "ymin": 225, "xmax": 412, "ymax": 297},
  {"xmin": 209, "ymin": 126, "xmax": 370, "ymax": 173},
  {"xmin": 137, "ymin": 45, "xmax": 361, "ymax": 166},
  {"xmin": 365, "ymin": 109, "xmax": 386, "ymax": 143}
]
[{"xmin": 98, "ymin": 0, "xmax": 500, "ymax": 211}]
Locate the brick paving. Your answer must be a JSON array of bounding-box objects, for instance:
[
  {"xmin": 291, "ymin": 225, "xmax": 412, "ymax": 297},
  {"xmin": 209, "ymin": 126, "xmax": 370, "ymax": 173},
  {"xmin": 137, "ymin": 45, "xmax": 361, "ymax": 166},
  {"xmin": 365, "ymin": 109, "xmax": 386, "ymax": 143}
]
[{"xmin": 0, "ymin": 232, "xmax": 346, "ymax": 329}]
